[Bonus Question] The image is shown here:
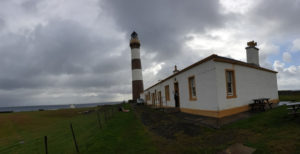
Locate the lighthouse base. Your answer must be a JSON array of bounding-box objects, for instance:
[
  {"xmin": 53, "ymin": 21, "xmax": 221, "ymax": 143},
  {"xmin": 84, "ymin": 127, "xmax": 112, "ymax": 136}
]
[{"xmin": 132, "ymin": 80, "xmax": 144, "ymax": 100}]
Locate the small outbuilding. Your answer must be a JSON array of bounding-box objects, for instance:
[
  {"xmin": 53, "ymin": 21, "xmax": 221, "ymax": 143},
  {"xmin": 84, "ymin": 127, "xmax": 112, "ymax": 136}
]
[{"xmin": 142, "ymin": 41, "xmax": 279, "ymax": 118}]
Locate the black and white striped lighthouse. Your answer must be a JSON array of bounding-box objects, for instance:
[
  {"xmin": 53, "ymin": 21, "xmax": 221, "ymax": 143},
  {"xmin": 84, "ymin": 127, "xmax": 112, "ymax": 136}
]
[{"xmin": 130, "ymin": 31, "xmax": 144, "ymax": 100}]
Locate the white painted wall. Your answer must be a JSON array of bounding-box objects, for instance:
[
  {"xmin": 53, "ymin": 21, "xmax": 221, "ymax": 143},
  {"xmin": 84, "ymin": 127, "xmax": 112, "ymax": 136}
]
[
  {"xmin": 143, "ymin": 55, "xmax": 278, "ymax": 117},
  {"xmin": 215, "ymin": 62, "xmax": 278, "ymax": 110},
  {"xmin": 144, "ymin": 59, "xmax": 278, "ymax": 113},
  {"xmin": 144, "ymin": 60, "xmax": 219, "ymax": 111},
  {"xmin": 174, "ymin": 60, "xmax": 218, "ymax": 110},
  {"xmin": 145, "ymin": 78, "xmax": 176, "ymax": 107}
]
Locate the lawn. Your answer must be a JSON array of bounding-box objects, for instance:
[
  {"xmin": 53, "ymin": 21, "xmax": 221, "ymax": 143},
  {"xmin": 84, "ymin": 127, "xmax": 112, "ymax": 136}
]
[
  {"xmin": 279, "ymin": 94, "xmax": 300, "ymax": 102},
  {"xmin": 1, "ymin": 102, "xmax": 300, "ymax": 154},
  {"xmin": 0, "ymin": 104, "xmax": 157, "ymax": 154},
  {"xmin": 135, "ymin": 105, "xmax": 300, "ymax": 154},
  {"xmin": 279, "ymin": 90, "xmax": 300, "ymax": 102},
  {"xmin": 226, "ymin": 106, "xmax": 300, "ymax": 153}
]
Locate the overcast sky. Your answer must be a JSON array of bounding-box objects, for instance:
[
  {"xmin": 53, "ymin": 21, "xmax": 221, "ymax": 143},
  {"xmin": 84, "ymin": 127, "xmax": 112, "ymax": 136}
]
[{"xmin": 0, "ymin": 0, "xmax": 299, "ymax": 107}]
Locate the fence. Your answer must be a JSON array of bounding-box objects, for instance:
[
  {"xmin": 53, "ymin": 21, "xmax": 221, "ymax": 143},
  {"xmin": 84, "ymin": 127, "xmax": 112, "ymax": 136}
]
[{"xmin": 0, "ymin": 105, "xmax": 120, "ymax": 153}]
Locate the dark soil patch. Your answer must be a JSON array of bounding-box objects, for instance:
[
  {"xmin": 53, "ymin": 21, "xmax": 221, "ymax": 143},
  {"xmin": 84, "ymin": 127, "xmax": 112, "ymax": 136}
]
[
  {"xmin": 134, "ymin": 105, "xmax": 211, "ymax": 139},
  {"xmin": 133, "ymin": 104, "xmax": 300, "ymax": 153}
]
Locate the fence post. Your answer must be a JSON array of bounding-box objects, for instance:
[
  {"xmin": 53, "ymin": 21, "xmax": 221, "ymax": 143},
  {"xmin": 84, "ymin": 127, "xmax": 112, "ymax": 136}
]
[
  {"xmin": 70, "ymin": 123, "xmax": 79, "ymax": 153},
  {"xmin": 96, "ymin": 111, "xmax": 102, "ymax": 129},
  {"xmin": 104, "ymin": 111, "xmax": 108, "ymax": 122},
  {"xmin": 107, "ymin": 109, "xmax": 110, "ymax": 118},
  {"xmin": 44, "ymin": 136, "xmax": 48, "ymax": 154}
]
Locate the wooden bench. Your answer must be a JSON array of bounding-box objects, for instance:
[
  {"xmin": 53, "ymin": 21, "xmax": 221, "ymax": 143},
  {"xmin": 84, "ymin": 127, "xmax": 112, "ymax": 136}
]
[
  {"xmin": 249, "ymin": 102, "xmax": 265, "ymax": 111},
  {"xmin": 249, "ymin": 98, "xmax": 272, "ymax": 112},
  {"xmin": 286, "ymin": 102, "xmax": 300, "ymax": 116}
]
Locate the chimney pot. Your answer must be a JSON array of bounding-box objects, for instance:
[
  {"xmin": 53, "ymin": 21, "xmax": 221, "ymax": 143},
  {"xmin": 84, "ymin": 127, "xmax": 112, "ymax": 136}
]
[{"xmin": 246, "ymin": 41, "xmax": 259, "ymax": 66}]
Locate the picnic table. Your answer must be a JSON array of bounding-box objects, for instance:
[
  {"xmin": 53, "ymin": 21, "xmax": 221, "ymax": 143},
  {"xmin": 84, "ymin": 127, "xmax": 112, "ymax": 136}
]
[
  {"xmin": 286, "ymin": 102, "xmax": 300, "ymax": 116},
  {"xmin": 250, "ymin": 98, "xmax": 273, "ymax": 111}
]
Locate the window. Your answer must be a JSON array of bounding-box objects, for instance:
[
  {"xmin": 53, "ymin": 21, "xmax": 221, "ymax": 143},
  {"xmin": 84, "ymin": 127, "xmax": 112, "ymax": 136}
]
[
  {"xmin": 165, "ymin": 85, "xmax": 170, "ymax": 101},
  {"xmin": 188, "ymin": 76, "xmax": 197, "ymax": 100},
  {"xmin": 225, "ymin": 69, "xmax": 237, "ymax": 98},
  {"xmin": 147, "ymin": 92, "xmax": 150, "ymax": 101}
]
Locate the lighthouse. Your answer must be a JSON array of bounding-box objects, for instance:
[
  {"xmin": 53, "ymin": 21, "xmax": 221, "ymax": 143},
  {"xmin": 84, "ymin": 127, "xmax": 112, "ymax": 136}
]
[{"xmin": 130, "ymin": 31, "xmax": 144, "ymax": 101}]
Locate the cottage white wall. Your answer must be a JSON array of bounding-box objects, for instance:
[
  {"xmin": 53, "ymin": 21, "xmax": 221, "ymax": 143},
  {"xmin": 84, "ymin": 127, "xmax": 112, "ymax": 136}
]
[
  {"xmin": 161, "ymin": 79, "xmax": 176, "ymax": 107},
  {"xmin": 175, "ymin": 60, "xmax": 218, "ymax": 110},
  {"xmin": 144, "ymin": 78, "xmax": 176, "ymax": 107},
  {"xmin": 215, "ymin": 62, "xmax": 278, "ymax": 110},
  {"xmin": 144, "ymin": 60, "xmax": 219, "ymax": 111}
]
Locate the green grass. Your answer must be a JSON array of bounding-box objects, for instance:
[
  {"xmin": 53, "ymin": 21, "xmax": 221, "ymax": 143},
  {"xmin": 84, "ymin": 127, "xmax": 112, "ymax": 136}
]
[
  {"xmin": 136, "ymin": 106, "xmax": 300, "ymax": 154},
  {"xmin": 1, "ymin": 103, "xmax": 300, "ymax": 154},
  {"xmin": 279, "ymin": 94, "xmax": 300, "ymax": 102},
  {"xmin": 225, "ymin": 106, "xmax": 300, "ymax": 153},
  {"xmin": 0, "ymin": 104, "xmax": 157, "ymax": 154}
]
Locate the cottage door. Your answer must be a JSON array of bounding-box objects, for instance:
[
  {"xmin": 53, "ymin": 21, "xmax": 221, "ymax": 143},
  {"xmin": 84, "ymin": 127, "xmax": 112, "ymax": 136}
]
[
  {"xmin": 152, "ymin": 93, "xmax": 155, "ymax": 106},
  {"xmin": 174, "ymin": 82, "xmax": 180, "ymax": 108},
  {"xmin": 158, "ymin": 91, "xmax": 162, "ymax": 107}
]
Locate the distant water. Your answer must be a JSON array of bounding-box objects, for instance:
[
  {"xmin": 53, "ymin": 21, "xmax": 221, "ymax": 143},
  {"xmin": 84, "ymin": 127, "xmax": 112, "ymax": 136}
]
[{"xmin": 0, "ymin": 102, "xmax": 121, "ymax": 112}]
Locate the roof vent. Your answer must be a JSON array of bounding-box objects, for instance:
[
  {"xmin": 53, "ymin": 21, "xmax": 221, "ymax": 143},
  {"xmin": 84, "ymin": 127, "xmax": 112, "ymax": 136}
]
[{"xmin": 173, "ymin": 65, "xmax": 179, "ymax": 74}]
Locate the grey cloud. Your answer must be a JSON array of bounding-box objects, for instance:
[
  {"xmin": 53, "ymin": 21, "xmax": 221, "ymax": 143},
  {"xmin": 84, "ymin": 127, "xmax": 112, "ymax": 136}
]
[
  {"xmin": 252, "ymin": 0, "xmax": 300, "ymax": 36},
  {"xmin": 0, "ymin": 17, "xmax": 131, "ymax": 105},
  {"xmin": 0, "ymin": 18, "xmax": 4, "ymax": 31},
  {"xmin": 92, "ymin": 50, "xmax": 130, "ymax": 74},
  {"xmin": 0, "ymin": 89, "xmax": 38, "ymax": 107},
  {"xmin": 32, "ymin": 20, "xmax": 97, "ymax": 75},
  {"xmin": 0, "ymin": 0, "xmax": 298, "ymax": 106},
  {"xmin": 62, "ymin": 71, "xmax": 131, "ymax": 89},
  {"xmin": 100, "ymin": 0, "xmax": 231, "ymax": 90},
  {"xmin": 101, "ymin": 0, "xmax": 226, "ymax": 62},
  {"xmin": 274, "ymin": 61, "xmax": 300, "ymax": 90},
  {"xmin": 21, "ymin": 0, "xmax": 40, "ymax": 12}
]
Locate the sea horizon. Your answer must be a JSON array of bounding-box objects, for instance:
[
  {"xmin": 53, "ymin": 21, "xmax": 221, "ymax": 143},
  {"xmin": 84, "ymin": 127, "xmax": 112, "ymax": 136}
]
[{"xmin": 0, "ymin": 101, "xmax": 121, "ymax": 112}]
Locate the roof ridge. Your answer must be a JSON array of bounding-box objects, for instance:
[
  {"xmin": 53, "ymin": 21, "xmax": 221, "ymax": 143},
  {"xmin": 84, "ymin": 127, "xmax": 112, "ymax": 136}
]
[{"xmin": 144, "ymin": 54, "xmax": 277, "ymax": 91}]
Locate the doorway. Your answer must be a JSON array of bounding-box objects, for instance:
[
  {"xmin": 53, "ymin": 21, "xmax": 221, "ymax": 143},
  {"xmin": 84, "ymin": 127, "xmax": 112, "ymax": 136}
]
[
  {"xmin": 152, "ymin": 93, "xmax": 155, "ymax": 106},
  {"xmin": 174, "ymin": 82, "xmax": 180, "ymax": 108},
  {"xmin": 158, "ymin": 91, "xmax": 162, "ymax": 107}
]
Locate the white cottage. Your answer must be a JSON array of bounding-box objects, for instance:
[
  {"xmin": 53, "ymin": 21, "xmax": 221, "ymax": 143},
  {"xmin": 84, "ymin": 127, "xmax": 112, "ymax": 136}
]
[{"xmin": 142, "ymin": 41, "xmax": 279, "ymax": 118}]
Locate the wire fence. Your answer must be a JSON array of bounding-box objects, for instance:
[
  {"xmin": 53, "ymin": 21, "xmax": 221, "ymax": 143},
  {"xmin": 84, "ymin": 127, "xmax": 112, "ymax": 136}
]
[{"xmin": 0, "ymin": 105, "xmax": 120, "ymax": 153}]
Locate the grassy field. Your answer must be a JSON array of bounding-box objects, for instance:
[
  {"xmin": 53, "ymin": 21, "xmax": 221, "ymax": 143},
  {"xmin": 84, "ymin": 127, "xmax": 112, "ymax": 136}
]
[
  {"xmin": 135, "ymin": 105, "xmax": 300, "ymax": 154},
  {"xmin": 0, "ymin": 104, "xmax": 157, "ymax": 154},
  {"xmin": 226, "ymin": 106, "xmax": 300, "ymax": 153},
  {"xmin": 279, "ymin": 90, "xmax": 300, "ymax": 101},
  {"xmin": 279, "ymin": 94, "xmax": 300, "ymax": 102},
  {"xmin": 1, "ymin": 102, "xmax": 300, "ymax": 154}
]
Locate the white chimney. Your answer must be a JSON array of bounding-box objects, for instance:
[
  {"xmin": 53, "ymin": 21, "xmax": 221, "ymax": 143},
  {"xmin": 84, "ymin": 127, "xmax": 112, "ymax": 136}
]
[{"xmin": 246, "ymin": 41, "xmax": 259, "ymax": 66}]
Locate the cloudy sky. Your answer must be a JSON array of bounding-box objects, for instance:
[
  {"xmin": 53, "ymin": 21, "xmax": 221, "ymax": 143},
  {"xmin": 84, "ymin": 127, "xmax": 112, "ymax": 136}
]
[{"xmin": 0, "ymin": 0, "xmax": 299, "ymax": 107}]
